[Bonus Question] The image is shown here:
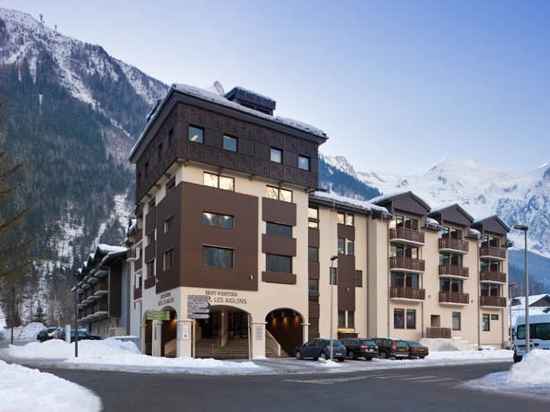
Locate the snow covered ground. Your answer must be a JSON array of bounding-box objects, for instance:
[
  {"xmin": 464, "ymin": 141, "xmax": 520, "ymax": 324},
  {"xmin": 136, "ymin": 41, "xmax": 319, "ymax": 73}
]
[
  {"xmin": 0, "ymin": 359, "xmax": 101, "ymax": 412},
  {"xmin": 1, "ymin": 338, "xmax": 512, "ymax": 375},
  {"xmin": 0, "ymin": 322, "xmax": 46, "ymax": 343},
  {"xmin": 2, "ymin": 338, "xmax": 268, "ymax": 375},
  {"xmin": 466, "ymin": 350, "xmax": 550, "ymax": 399}
]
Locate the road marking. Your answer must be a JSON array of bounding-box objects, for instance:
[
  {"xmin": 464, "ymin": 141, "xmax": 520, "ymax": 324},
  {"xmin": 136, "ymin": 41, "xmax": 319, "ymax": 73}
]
[
  {"xmin": 285, "ymin": 373, "xmax": 409, "ymax": 385},
  {"xmin": 410, "ymin": 377, "xmax": 456, "ymax": 384},
  {"xmin": 399, "ymin": 375, "xmax": 438, "ymax": 381}
]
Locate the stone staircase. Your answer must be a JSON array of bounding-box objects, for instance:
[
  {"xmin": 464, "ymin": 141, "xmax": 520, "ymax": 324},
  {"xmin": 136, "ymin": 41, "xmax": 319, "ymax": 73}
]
[{"xmin": 194, "ymin": 332, "xmax": 288, "ymax": 359}]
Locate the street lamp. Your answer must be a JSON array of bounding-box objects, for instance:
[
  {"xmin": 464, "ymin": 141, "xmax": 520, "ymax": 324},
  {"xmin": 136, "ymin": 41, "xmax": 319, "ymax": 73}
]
[
  {"xmin": 508, "ymin": 282, "xmax": 517, "ymax": 342},
  {"xmin": 513, "ymin": 224, "xmax": 529, "ymax": 354},
  {"xmin": 329, "ymin": 255, "xmax": 338, "ymax": 362}
]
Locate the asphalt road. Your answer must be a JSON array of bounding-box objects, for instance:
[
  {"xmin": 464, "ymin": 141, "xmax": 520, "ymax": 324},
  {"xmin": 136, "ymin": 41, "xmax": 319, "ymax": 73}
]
[{"xmin": 39, "ymin": 362, "xmax": 550, "ymax": 412}]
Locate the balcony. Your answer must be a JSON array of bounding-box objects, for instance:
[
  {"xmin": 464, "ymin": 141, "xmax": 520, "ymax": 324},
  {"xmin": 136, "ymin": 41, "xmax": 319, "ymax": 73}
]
[
  {"xmin": 144, "ymin": 275, "xmax": 156, "ymax": 289},
  {"xmin": 439, "ymin": 292, "xmax": 469, "ymax": 305},
  {"xmin": 389, "ymin": 256, "xmax": 425, "ymax": 272},
  {"xmin": 426, "ymin": 327, "xmax": 452, "ymax": 339},
  {"xmin": 439, "ymin": 264, "xmax": 469, "ymax": 278},
  {"xmin": 480, "ymin": 246, "xmax": 506, "ymax": 260},
  {"xmin": 480, "ymin": 295, "xmax": 507, "ymax": 308},
  {"xmin": 389, "ymin": 228, "xmax": 425, "ymax": 245},
  {"xmin": 390, "ymin": 287, "xmax": 426, "ymax": 301},
  {"xmin": 480, "ymin": 271, "xmax": 507, "ymax": 283},
  {"xmin": 439, "ymin": 238, "xmax": 469, "ymax": 253}
]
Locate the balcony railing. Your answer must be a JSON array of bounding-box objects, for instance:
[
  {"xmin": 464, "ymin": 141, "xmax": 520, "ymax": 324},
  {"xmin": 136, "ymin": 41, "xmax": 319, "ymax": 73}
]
[
  {"xmin": 480, "ymin": 295, "xmax": 507, "ymax": 307},
  {"xmin": 389, "ymin": 228, "xmax": 425, "ymax": 244},
  {"xmin": 480, "ymin": 271, "xmax": 507, "ymax": 283},
  {"xmin": 439, "ymin": 238, "xmax": 469, "ymax": 253},
  {"xmin": 439, "ymin": 292, "xmax": 469, "ymax": 305},
  {"xmin": 426, "ymin": 327, "xmax": 452, "ymax": 339},
  {"xmin": 439, "ymin": 264, "xmax": 469, "ymax": 278},
  {"xmin": 389, "ymin": 256, "xmax": 425, "ymax": 272},
  {"xmin": 480, "ymin": 246, "xmax": 506, "ymax": 259},
  {"xmin": 390, "ymin": 287, "xmax": 426, "ymax": 300}
]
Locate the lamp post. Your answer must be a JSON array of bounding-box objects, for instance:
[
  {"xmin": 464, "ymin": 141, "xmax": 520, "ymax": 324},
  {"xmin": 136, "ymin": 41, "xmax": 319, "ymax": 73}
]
[
  {"xmin": 74, "ymin": 289, "xmax": 79, "ymax": 358},
  {"xmin": 513, "ymin": 224, "xmax": 529, "ymax": 354},
  {"xmin": 329, "ymin": 256, "xmax": 338, "ymax": 362},
  {"xmin": 508, "ymin": 282, "xmax": 516, "ymax": 342}
]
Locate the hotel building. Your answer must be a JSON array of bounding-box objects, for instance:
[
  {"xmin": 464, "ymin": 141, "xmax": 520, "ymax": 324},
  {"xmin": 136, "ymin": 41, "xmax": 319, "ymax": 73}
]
[{"xmin": 126, "ymin": 83, "xmax": 510, "ymax": 359}]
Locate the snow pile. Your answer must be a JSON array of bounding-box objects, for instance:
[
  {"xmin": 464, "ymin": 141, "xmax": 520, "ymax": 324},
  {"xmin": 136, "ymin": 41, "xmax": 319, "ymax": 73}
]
[
  {"xmin": 507, "ymin": 350, "xmax": 550, "ymax": 385},
  {"xmin": 0, "ymin": 359, "xmax": 101, "ymax": 412},
  {"xmin": 17, "ymin": 322, "xmax": 47, "ymax": 341},
  {"xmin": 316, "ymin": 359, "xmax": 343, "ymax": 368},
  {"xmin": 420, "ymin": 338, "xmax": 476, "ymax": 352},
  {"xmin": 426, "ymin": 349, "xmax": 511, "ymax": 362},
  {"xmin": 3, "ymin": 338, "xmax": 267, "ymax": 375}
]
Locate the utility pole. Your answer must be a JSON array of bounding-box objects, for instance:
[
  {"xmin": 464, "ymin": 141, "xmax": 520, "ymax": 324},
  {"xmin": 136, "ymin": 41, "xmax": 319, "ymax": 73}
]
[
  {"xmin": 74, "ymin": 290, "xmax": 79, "ymax": 358},
  {"xmin": 10, "ymin": 286, "xmax": 15, "ymax": 345},
  {"xmin": 513, "ymin": 225, "xmax": 529, "ymax": 354}
]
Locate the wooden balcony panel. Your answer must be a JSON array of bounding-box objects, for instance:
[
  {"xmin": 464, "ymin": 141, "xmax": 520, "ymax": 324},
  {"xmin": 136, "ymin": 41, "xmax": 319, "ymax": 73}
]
[
  {"xmin": 439, "ymin": 237, "xmax": 469, "ymax": 252},
  {"xmin": 426, "ymin": 327, "xmax": 452, "ymax": 339},
  {"xmin": 480, "ymin": 271, "xmax": 507, "ymax": 283},
  {"xmin": 480, "ymin": 246, "xmax": 506, "ymax": 259},
  {"xmin": 389, "ymin": 256, "xmax": 426, "ymax": 272},
  {"xmin": 439, "ymin": 292, "xmax": 469, "ymax": 305},
  {"xmin": 480, "ymin": 295, "xmax": 507, "ymax": 307},
  {"xmin": 390, "ymin": 228, "xmax": 425, "ymax": 244},
  {"xmin": 390, "ymin": 287, "xmax": 426, "ymax": 300},
  {"xmin": 439, "ymin": 264, "xmax": 469, "ymax": 278}
]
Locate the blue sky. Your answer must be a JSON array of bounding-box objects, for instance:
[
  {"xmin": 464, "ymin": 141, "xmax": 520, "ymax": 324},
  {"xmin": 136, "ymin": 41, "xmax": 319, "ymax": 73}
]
[{"xmin": 4, "ymin": 0, "xmax": 550, "ymax": 174}]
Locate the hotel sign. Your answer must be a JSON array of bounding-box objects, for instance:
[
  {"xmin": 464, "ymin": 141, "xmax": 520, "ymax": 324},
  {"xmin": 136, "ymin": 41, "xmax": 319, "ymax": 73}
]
[
  {"xmin": 205, "ymin": 290, "xmax": 247, "ymax": 306},
  {"xmin": 146, "ymin": 310, "xmax": 170, "ymax": 321},
  {"xmin": 188, "ymin": 295, "xmax": 210, "ymax": 319}
]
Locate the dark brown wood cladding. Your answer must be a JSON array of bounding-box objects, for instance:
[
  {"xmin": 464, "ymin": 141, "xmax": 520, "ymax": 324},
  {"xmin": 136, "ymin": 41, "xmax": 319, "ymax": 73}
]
[
  {"xmin": 109, "ymin": 261, "xmax": 122, "ymax": 318},
  {"xmin": 145, "ymin": 205, "xmax": 156, "ymax": 235},
  {"xmin": 144, "ymin": 242, "xmax": 156, "ymax": 263},
  {"xmin": 337, "ymin": 254, "xmax": 356, "ymax": 311},
  {"xmin": 262, "ymin": 234, "xmax": 297, "ymax": 257},
  {"xmin": 262, "ymin": 198, "xmax": 297, "ymax": 226},
  {"xmin": 431, "ymin": 204, "xmax": 473, "ymax": 227},
  {"xmin": 134, "ymin": 95, "xmax": 321, "ymax": 201},
  {"xmin": 262, "ymin": 271, "xmax": 297, "ymax": 285},
  {"xmin": 156, "ymin": 183, "xmax": 183, "ymax": 293},
  {"xmin": 309, "ymin": 302, "xmax": 320, "ymax": 318},
  {"xmin": 337, "ymin": 224, "xmax": 355, "ymax": 240},
  {"xmin": 181, "ymin": 182, "xmax": 258, "ymax": 291},
  {"xmin": 134, "ymin": 284, "xmax": 142, "ymax": 300},
  {"xmin": 308, "ymin": 228, "xmax": 319, "ymax": 247},
  {"xmin": 308, "ymin": 261, "xmax": 320, "ymax": 280}
]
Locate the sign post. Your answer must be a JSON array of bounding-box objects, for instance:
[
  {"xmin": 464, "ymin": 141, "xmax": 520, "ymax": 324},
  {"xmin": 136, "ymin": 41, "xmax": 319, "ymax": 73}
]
[{"xmin": 188, "ymin": 295, "xmax": 210, "ymax": 320}]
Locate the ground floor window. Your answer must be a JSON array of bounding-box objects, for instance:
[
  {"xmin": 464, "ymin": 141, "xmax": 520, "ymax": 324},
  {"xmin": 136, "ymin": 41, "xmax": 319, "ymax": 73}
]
[
  {"xmin": 452, "ymin": 311, "xmax": 461, "ymax": 331},
  {"xmin": 394, "ymin": 309, "xmax": 405, "ymax": 329},
  {"xmin": 406, "ymin": 309, "xmax": 416, "ymax": 329},
  {"xmin": 482, "ymin": 314, "xmax": 490, "ymax": 331},
  {"xmin": 338, "ymin": 310, "xmax": 346, "ymax": 328},
  {"xmin": 338, "ymin": 310, "xmax": 354, "ymax": 329}
]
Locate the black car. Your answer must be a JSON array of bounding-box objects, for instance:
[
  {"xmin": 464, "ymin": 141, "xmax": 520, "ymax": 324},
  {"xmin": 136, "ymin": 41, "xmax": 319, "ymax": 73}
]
[
  {"xmin": 340, "ymin": 338, "xmax": 379, "ymax": 360},
  {"xmin": 37, "ymin": 327, "xmax": 61, "ymax": 342},
  {"xmin": 405, "ymin": 340, "xmax": 429, "ymax": 359},
  {"xmin": 55, "ymin": 329, "xmax": 102, "ymax": 343},
  {"xmin": 295, "ymin": 339, "xmax": 347, "ymax": 361}
]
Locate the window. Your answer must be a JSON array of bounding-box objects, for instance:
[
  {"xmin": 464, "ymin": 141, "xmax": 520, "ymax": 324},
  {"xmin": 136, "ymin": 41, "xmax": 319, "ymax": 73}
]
[
  {"xmin": 266, "ymin": 222, "xmax": 292, "ymax": 238},
  {"xmin": 202, "ymin": 212, "xmax": 234, "ymax": 229},
  {"xmin": 298, "ymin": 155, "xmax": 310, "ymax": 171},
  {"xmin": 270, "ymin": 147, "xmax": 283, "ymax": 163},
  {"xmin": 308, "ymin": 247, "xmax": 319, "ymax": 262},
  {"xmin": 491, "ymin": 314, "xmax": 499, "ymax": 321},
  {"xmin": 134, "ymin": 271, "xmax": 142, "ymax": 289},
  {"xmin": 146, "ymin": 261, "xmax": 154, "ymax": 278},
  {"xmin": 163, "ymin": 249, "xmax": 174, "ymax": 271},
  {"xmin": 338, "ymin": 238, "xmax": 345, "ymax": 255},
  {"xmin": 345, "ymin": 214, "xmax": 354, "ymax": 226},
  {"xmin": 337, "ymin": 212, "xmax": 345, "ymax": 225},
  {"xmin": 482, "ymin": 314, "xmax": 490, "ymax": 331},
  {"xmin": 308, "ymin": 207, "xmax": 319, "ymax": 229},
  {"xmin": 266, "ymin": 254, "xmax": 292, "ymax": 273},
  {"xmin": 348, "ymin": 311, "xmax": 355, "ymax": 329},
  {"xmin": 188, "ymin": 125, "xmax": 204, "ymax": 143},
  {"xmin": 406, "ymin": 309, "xmax": 416, "ymax": 329},
  {"xmin": 346, "ymin": 239, "xmax": 354, "ymax": 256},
  {"xmin": 266, "ymin": 186, "xmax": 293, "ymax": 202},
  {"xmin": 391, "ymin": 272, "xmax": 419, "ymax": 289},
  {"xmin": 338, "ymin": 311, "xmax": 346, "ymax": 328},
  {"xmin": 309, "ymin": 279, "xmax": 319, "ymax": 297},
  {"xmin": 394, "ymin": 309, "xmax": 405, "ymax": 329},
  {"xmin": 440, "ymin": 278, "xmax": 464, "ymax": 294},
  {"xmin": 203, "ymin": 246, "xmax": 233, "ymax": 269},
  {"xmin": 329, "ymin": 267, "xmax": 337, "ymax": 285},
  {"xmin": 203, "ymin": 172, "xmax": 234, "ymax": 191},
  {"xmin": 223, "ymin": 135, "xmax": 238, "ymax": 152},
  {"xmin": 481, "ymin": 283, "xmax": 501, "ymax": 297},
  {"xmin": 452, "ymin": 312, "xmax": 461, "ymax": 331},
  {"xmin": 338, "ymin": 238, "xmax": 354, "ymax": 255},
  {"xmin": 163, "ymin": 216, "xmax": 173, "ymax": 234}
]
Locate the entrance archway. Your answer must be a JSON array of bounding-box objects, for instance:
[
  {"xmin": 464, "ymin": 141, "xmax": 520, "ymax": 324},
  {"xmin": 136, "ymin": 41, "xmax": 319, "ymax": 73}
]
[
  {"xmin": 161, "ymin": 307, "xmax": 177, "ymax": 357},
  {"xmin": 195, "ymin": 305, "xmax": 250, "ymax": 359},
  {"xmin": 265, "ymin": 308, "xmax": 303, "ymax": 356}
]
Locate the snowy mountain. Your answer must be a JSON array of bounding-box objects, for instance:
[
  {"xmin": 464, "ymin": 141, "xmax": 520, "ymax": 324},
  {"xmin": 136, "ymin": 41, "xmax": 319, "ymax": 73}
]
[{"xmin": 0, "ymin": 7, "xmax": 167, "ymax": 322}]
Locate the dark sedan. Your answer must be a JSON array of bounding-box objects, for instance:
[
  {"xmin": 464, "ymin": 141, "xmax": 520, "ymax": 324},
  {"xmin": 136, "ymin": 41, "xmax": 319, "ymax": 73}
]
[
  {"xmin": 37, "ymin": 327, "xmax": 61, "ymax": 342},
  {"xmin": 340, "ymin": 338, "xmax": 379, "ymax": 360},
  {"xmin": 406, "ymin": 340, "xmax": 429, "ymax": 359},
  {"xmin": 295, "ymin": 339, "xmax": 347, "ymax": 362},
  {"xmin": 55, "ymin": 329, "xmax": 102, "ymax": 343}
]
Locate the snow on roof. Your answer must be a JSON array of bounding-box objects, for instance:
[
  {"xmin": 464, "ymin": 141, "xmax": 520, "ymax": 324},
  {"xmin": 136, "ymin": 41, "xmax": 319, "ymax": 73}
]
[
  {"xmin": 511, "ymin": 294, "xmax": 550, "ymax": 307},
  {"xmin": 311, "ymin": 190, "xmax": 391, "ymax": 216},
  {"xmin": 97, "ymin": 244, "xmax": 127, "ymax": 254},
  {"xmin": 511, "ymin": 306, "xmax": 550, "ymax": 326},
  {"xmin": 130, "ymin": 83, "xmax": 328, "ymax": 159},
  {"xmin": 369, "ymin": 191, "xmax": 410, "ymax": 205},
  {"xmin": 468, "ymin": 228, "xmax": 481, "ymax": 239}
]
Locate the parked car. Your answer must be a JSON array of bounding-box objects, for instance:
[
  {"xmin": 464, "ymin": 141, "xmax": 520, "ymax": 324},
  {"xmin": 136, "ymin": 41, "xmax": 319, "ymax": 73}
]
[
  {"xmin": 37, "ymin": 327, "xmax": 61, "ymax": 342},
  {"xmin": 295, "ymin": 339, "xmax": 347, "ymax": 361},
  {"xmin": 372, "ymin": 338, "xmax": 409, "ymax": 359},
  {"xmin": 513, "ymin": 312, "xmax": 550, "ymax": 363},
  {"xmin": 55, "ymin": 329, "xmax": 102, "ymax": 343},
  {"xmin": 340, "ymin": 338, "xmax": 379, "ymax": 360},
  {"xmin": 405, "ymin": 340, "xmax": 429, "ymax": 359}
]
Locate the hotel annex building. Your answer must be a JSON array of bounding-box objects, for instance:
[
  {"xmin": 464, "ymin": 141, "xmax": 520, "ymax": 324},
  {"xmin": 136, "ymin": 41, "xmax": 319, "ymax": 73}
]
[{"xmin": 125, "ymin": 83, "xmax": 510, "ymax": 359}]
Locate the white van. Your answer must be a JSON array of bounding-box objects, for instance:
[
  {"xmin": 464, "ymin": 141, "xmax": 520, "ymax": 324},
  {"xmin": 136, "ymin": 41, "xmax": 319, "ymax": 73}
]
[{"xmin": 513, "ymin": 311, "xmax": 550, "ymax": 362}]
